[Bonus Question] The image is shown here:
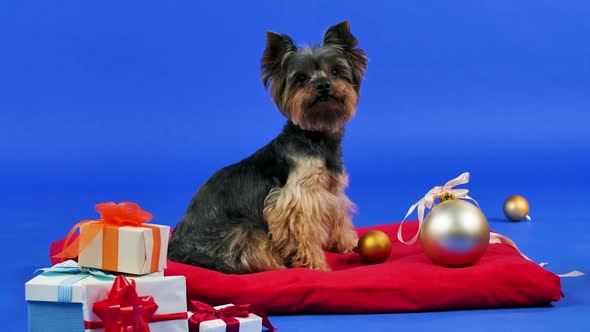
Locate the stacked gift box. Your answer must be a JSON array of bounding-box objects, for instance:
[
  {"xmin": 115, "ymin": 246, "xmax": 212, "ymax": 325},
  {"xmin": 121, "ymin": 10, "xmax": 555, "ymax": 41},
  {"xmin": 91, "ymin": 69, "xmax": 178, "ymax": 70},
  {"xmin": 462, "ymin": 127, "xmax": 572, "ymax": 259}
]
[
  {"xmin": 25, "ymin": 202, "xmax": 188, "ymax": 332},
  {"xmin": 25, "ymin": 202, "xmax": 274, "ymax": 332}
]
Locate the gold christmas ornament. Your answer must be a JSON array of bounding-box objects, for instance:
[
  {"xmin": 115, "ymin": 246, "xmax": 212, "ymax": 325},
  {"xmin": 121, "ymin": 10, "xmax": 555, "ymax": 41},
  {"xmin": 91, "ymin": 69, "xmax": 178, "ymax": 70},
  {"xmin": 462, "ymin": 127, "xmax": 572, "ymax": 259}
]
[
  {"xmin": 357, "ymin": 230, "xmax": 392, "ymax": 264},
  {"xmin": 420, "ymin": 196, "xmax": 490, "ymax": 267},
  {"xmin": 398, "ymin": 172, "xmax": 490, "ymax": 267},
  {"xmin": 503, "ymin": 195, "xmax": 531, "ymax": 221}
]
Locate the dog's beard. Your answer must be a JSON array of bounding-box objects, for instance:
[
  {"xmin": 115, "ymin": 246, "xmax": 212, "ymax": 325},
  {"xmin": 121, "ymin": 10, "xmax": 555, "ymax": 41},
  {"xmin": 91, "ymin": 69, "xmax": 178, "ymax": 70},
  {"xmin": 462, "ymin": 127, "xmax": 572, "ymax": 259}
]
[{"xmin": 283, "ymin": 81, "xmax": 358, "ymax": 132}]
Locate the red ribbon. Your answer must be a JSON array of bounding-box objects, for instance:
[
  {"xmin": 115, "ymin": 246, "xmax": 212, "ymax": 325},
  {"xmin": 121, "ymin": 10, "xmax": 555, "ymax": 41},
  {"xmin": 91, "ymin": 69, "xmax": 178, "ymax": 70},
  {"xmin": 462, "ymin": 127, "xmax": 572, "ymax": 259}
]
[
  {"xmin": 84, "ymin": 313, "xmax": 189, "ymax": 330},
  {"xmin": 188, "ymin": 301, "xmax": 276, "ymax": 332},
  {"xmin": 85, "ymin": 275, "xmax": 158, "ymax": 332}
]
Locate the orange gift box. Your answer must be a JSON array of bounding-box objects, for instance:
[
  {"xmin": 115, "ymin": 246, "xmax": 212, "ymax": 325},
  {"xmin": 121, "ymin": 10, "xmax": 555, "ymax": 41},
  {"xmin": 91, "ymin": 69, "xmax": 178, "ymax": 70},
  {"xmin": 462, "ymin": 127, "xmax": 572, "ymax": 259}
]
[{"xmin": 54, "ymin": 202, "xmax": 170, "ymax": 275}]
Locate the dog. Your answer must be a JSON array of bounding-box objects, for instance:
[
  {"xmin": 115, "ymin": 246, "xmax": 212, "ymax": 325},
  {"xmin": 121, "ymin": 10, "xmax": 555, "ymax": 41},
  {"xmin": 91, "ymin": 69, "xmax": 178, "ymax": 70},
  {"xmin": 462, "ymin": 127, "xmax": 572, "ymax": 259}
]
[{"xmin": 168, "ymin": 21, "xmax": 367, "ymax": 274}]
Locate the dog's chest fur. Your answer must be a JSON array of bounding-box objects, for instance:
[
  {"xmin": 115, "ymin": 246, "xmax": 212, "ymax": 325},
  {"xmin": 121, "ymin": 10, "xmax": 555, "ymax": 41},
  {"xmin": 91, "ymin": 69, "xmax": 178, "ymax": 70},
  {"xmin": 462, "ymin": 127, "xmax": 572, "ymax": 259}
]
[
  {"xmin": 263, "ymin": 154, "xmax": 353, "ymax": 256},
  {"xmin": 286, "ymin": 156, "xmax": 346, "ymax": 195}
]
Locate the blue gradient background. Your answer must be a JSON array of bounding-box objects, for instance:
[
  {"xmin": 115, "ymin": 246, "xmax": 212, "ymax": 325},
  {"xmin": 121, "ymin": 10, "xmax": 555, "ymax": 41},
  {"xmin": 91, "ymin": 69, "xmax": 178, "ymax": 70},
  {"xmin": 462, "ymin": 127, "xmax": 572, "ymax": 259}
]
[{"xmin": 1, "ymin": 1, "xmax": 589, "ymax": 331}]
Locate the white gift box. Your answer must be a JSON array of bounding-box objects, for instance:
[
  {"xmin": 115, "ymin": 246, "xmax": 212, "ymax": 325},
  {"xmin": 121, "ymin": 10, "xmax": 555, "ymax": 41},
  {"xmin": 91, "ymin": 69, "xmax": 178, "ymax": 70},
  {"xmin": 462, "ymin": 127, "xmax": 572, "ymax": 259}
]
[
  {"xmin": 78, "ymin": 222, "xmax": 170, "ymax": 275},
  {"xmin": 189, "ymin": 304, "xmax": 263, "ymax": 332},
  {"xmin": 26, "ymin": 267, "xmax": 187, "ymax": 332}
]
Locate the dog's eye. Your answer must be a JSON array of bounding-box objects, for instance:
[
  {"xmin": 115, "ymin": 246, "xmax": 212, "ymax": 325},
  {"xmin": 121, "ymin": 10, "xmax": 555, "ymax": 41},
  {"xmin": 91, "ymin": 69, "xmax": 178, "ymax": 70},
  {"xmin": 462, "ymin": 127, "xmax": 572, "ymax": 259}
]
[
  {"xmin": 331, "ymin": 67, "xmax": 339, "ymax": 76},
  {"xmin": 296, "ymin": 74, "xmax": 308, "ymax": 83}
]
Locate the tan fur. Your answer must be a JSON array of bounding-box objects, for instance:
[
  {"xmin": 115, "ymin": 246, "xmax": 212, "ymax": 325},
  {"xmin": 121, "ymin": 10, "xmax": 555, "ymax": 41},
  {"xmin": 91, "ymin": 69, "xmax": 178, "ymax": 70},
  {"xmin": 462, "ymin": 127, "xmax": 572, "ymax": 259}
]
[
  {"xmin": 284, "ymin": 79, "xmax": 359, "ymax": 133},
  {"xmin": 224, "ymin": 226, "xmax": 285, "ymax": 274},
  {"xmin": 283, "ymin": 87, "xmax": 309, "ymax": 128},
  {"xmin": 333, "ymin": 79, "xmax": 359, "ymax": 124},
  {"xmin": 263, "ymin": 157, "xmax": 358, "ymax": 271}
]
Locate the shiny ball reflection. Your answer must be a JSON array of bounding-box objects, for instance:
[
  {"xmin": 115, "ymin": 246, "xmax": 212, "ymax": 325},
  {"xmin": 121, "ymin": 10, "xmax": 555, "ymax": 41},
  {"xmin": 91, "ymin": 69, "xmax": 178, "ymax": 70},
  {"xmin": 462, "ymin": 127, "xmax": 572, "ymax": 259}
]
[
  {"xmin": 357, "ymin": 230, "xmax": 392, "ymax": 264},
  {"xmin": 503, "ymin": 195, "xmax": 530, "ymax": 221},
  {"xmin": 420, "ymin": 199, "xmax": 490, "ymax": 267}
]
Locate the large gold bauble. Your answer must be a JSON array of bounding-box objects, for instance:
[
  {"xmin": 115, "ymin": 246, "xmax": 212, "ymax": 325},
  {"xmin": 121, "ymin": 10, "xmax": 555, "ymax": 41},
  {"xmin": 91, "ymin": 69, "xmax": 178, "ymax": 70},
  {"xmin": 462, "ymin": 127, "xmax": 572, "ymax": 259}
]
[
  {"xmin": 420, "ymin": 199, "xmax": 490, "ymax": 267},
  {"xmin": 357, "ymin": 230, "xmax": 392, "ymax": 264},
  {"xmin": 503, "ymin": 195, "xmax": 530, "ymax": 221}
]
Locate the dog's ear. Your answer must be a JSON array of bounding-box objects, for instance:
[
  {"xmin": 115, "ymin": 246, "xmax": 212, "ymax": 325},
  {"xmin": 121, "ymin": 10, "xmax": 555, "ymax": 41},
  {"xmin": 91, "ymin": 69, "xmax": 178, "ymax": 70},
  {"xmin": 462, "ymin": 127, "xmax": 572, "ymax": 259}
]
[
  {"xmin": 323, "ymin": 21, "xmax": 357, "ymax": 49},
  {"xmin": 261, "ymin": 31, "xmax": 297, "ymax": 89},
  {"xmin": 324, "ymin": 21, "xmax": 367, "ymax": 85}
]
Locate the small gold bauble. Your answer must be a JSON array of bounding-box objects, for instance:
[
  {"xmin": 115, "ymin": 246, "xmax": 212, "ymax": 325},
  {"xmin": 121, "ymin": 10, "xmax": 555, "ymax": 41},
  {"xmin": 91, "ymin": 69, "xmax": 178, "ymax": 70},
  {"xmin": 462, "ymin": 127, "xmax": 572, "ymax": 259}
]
[
  {"xmin": 357, "ymin": 230, "xmax": 392, "ymax": 264},
  {"xmin": 503, "ymin": 195, "xmax": 530, "ymax": 221},
  {"xmin": 420, "ymin": 199, "xmax": 490, "ymax": 267}
]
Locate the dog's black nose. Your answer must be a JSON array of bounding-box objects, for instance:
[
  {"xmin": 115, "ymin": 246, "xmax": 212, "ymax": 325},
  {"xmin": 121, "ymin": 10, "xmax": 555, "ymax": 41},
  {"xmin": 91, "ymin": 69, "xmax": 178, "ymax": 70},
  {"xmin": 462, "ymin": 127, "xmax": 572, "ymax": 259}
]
[{"xmin": 316, "ymin": 81, "xmax": 331, "ymax": 95}]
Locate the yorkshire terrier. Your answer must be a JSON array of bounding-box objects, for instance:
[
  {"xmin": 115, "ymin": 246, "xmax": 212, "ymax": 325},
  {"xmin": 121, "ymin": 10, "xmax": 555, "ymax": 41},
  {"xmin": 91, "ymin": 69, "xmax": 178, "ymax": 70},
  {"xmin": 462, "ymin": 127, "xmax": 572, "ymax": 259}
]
[{"xmin": 168, "ymin": 21, "xmax": 367, "ymax": 274}]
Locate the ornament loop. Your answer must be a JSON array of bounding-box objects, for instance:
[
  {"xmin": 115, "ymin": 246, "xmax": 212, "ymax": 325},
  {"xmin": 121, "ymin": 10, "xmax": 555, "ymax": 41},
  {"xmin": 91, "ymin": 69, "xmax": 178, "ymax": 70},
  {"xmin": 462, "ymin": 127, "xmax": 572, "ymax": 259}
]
[
  {"xmin": 439, "ymin": 193, "xmax": 455, "ymax": 202},
  {"xmin": 397, "ymin": 172, "xmax": 480, "ymax": 245}
]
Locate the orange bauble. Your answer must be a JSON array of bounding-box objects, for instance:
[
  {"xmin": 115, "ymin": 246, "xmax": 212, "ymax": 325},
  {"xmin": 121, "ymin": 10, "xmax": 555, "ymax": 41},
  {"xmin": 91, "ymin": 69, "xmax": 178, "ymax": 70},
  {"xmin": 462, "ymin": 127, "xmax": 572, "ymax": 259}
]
[
  {"xmin": 503, "ymin": 195, "xmax": 530, "ymax": 221},
  {"xmin": 357, "ymin": 230, "xmax": 392, "ymax": 264}
]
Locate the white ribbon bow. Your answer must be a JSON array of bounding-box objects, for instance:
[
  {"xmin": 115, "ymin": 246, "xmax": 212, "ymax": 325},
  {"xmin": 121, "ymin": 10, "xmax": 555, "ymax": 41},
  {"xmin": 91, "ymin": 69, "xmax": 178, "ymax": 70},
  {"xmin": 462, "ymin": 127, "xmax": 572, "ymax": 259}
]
[{"xmin": 397, "ymin": 172, "xmax": 479, "ymax": 245}]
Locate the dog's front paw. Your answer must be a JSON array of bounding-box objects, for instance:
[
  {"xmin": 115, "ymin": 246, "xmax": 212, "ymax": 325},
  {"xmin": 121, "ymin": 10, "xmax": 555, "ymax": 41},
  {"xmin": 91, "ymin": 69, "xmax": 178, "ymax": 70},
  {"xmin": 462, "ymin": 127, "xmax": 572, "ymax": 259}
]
[
  {"xmin": 339, "ymin": 245, "xmax": 356, "ymax": 254},
  {"xmin": 290, "ymin": 252, "xmax": 331, "ymax": 271},
  {"xmin": 311, "ymin": 260, "xmax": 331, "ymax": 272},
  {"xmin": 332, "ymin": 233, "xmax": 359, "ymax": 254}
]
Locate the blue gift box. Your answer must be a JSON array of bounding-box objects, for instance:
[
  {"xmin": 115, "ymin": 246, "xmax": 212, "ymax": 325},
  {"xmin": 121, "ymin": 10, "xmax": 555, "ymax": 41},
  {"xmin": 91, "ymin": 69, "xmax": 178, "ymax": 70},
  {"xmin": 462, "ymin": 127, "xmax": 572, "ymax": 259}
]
[
  {"xmin": 27, "ymin": 301, "xmax": 84, "ymax": 332},
  {"xmin": 25, "ymin": 270, "xmax": 102, "ymax": 332}
]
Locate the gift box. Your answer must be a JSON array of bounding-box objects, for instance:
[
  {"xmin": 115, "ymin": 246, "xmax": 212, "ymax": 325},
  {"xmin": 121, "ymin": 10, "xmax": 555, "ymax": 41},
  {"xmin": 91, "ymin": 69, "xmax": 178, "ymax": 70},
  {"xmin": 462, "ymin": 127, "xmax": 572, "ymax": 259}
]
[
  {"xmin": 25, "ymin": 261, "xmax": 188, "ymax": 332},
  {"xmin": 188, "ymin": 301, "xmax": 275, "ymax": 332},
  {"xmin": 78, "ymin": 221, "xmax": 170, "ymax": 275},
  {"xmin": 54, "ymin": 201, "xmax": 170, "ymax": 275}
]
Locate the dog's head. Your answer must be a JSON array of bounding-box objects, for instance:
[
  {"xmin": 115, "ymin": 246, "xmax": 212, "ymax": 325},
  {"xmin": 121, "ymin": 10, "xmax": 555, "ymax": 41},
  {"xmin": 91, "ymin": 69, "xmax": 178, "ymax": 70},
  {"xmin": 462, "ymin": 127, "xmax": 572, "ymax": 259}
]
[{"xmin": 261, "ymin": 21, "xmax": 367, "ymax": 132}]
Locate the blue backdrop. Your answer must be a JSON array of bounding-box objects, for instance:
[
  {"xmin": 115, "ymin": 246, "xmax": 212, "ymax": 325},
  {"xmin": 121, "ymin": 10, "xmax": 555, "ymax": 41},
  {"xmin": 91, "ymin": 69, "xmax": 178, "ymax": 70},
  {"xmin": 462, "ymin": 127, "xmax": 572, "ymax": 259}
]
[{"xmin": 1, "ymin": 1, "xmax": 589, "ymax": 331}]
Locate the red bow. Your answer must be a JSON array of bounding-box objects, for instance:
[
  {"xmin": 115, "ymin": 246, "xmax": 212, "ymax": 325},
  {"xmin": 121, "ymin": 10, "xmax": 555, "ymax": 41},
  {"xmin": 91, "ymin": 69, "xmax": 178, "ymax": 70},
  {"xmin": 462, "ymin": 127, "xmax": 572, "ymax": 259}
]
[
  {"xmin": 53, "ymin": 201, "xmax": 155, "ymax": 260},
  {"xmin": 96, "ymin": 202, "xmax": 153, "ymax": 224},
  {"xmin": 188, "ymin": 301, "xmax": 276, "ymax": 332},
  {"xmin": 52, "ymin": 202, "xmax": 163, "ymax": 274},
  {"xmin": 88, "ymin": 275, "xmax": 158, "ymax": 332}
]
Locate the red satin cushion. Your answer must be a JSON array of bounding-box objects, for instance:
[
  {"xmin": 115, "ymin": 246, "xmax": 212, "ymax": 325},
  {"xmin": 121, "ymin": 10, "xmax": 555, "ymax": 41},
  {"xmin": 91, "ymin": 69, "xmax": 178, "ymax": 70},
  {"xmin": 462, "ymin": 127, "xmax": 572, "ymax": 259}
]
[{"xmin": 50, "ymin": 221, "xmax": 561, "ymax": 314}]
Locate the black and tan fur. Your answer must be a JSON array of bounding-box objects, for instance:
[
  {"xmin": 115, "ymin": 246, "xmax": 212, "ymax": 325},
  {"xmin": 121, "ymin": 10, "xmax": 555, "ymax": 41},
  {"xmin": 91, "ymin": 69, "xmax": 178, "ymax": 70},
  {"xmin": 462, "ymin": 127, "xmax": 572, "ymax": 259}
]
[{"xmin": 168, "ymin": 21, "xmax": 367, "ymax": 274}]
